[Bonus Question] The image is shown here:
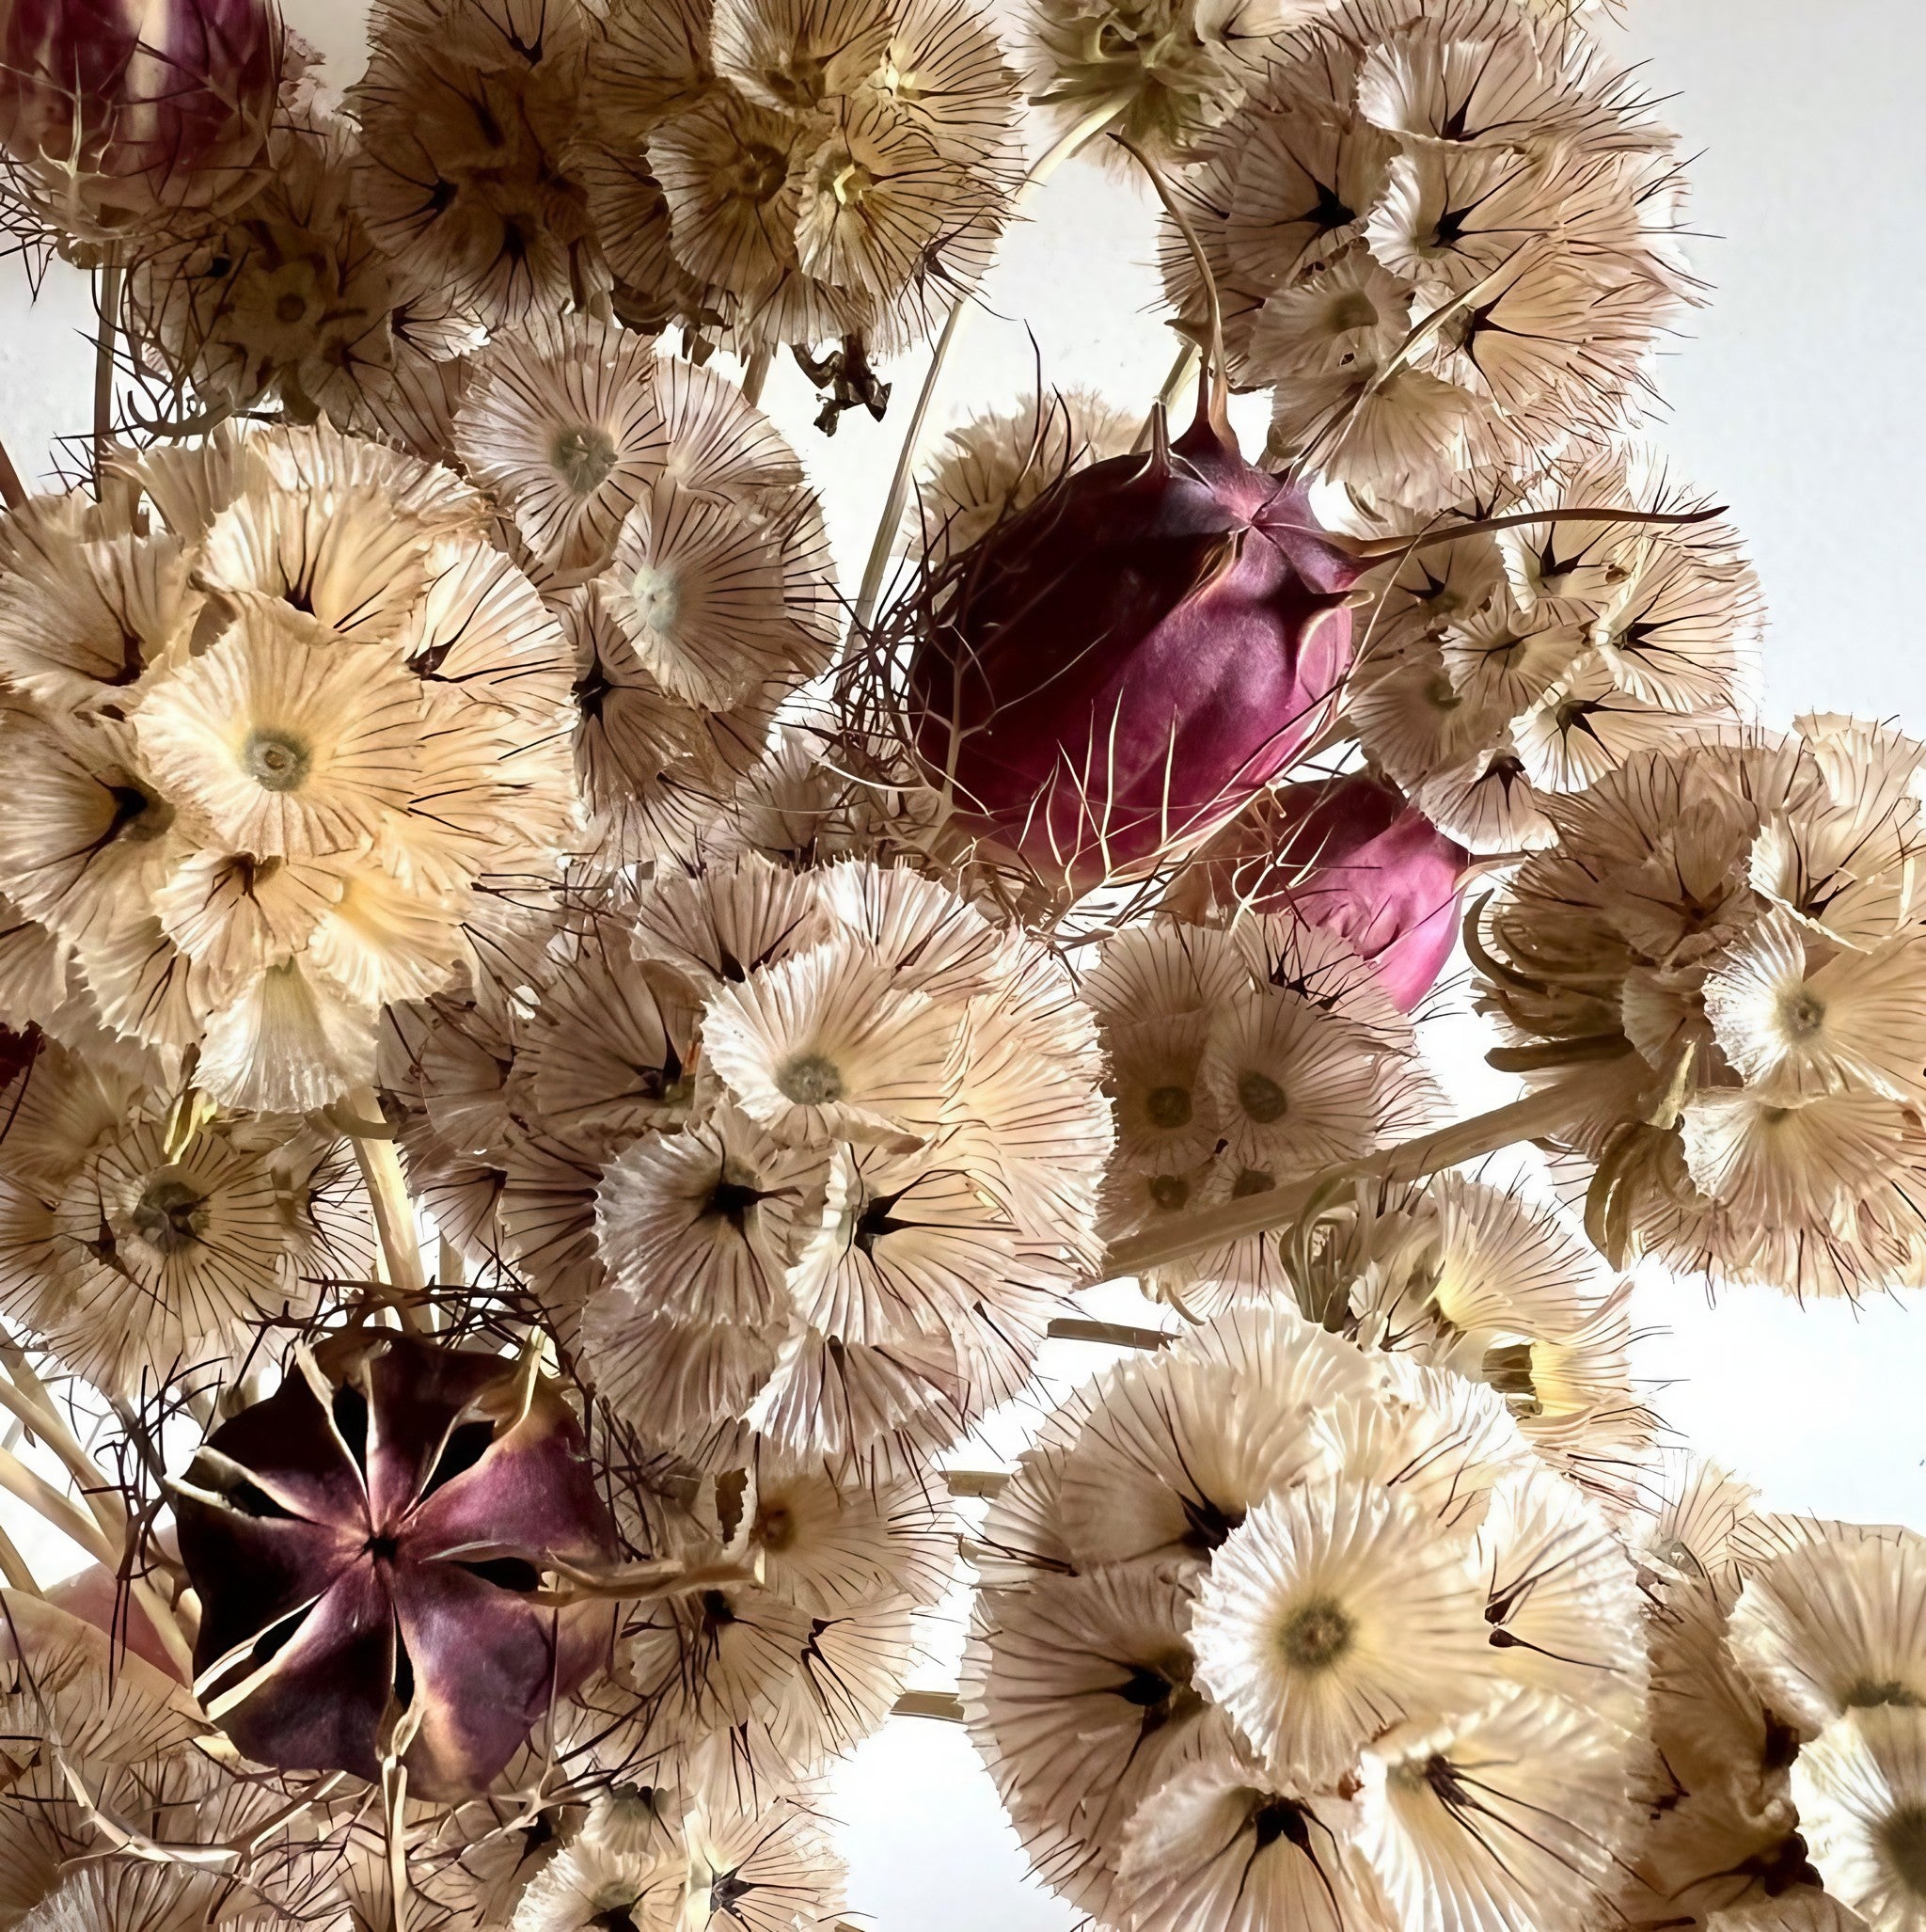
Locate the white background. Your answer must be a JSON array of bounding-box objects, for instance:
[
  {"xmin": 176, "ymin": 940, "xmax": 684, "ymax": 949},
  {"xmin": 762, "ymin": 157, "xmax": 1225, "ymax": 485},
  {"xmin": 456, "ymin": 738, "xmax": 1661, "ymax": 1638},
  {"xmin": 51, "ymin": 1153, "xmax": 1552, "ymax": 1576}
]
[{"xmin": 1, "ymin": 4, "xmax": 1922, "ymax": 1924}]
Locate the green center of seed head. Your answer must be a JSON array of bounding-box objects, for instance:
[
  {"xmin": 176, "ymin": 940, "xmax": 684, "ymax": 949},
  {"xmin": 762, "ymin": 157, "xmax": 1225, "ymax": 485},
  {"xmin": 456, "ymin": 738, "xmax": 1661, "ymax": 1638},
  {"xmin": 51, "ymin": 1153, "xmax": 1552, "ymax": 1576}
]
[
  {"xmin": 552, "ymin": 423, "xmax": 619, "ymax": 497},
  {"xmin": 132, "ymin": 1176, "xmax": 208, "ymax": 1254},
  {"xmin": 1279, "ymin": 1595, "xmax": 1355, "ymax": 1672},
  {"xmin": 629, "ymin": 561, "xmax": 680, "ymax": 633},
  {"xmin": 1237, "ymin": 1069, "xmax": 1288, "ymax": 1124},
  {"xmin": 778, "ymin": 1053, "xmax": 845, "ymax": 1106},
  {"xmin": 244, "ymin": 730, "xmax": 310, "ymax": 792},
  {"xmin": 1328, "ymin": 291, "xmax": 1380, "ymax": 332}
]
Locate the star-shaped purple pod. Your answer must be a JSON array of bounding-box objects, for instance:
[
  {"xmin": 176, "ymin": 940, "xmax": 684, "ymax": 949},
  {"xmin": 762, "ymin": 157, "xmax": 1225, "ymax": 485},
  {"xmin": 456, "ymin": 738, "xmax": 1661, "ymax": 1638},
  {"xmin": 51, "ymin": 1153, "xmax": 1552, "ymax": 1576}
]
[{"xmin": 174, "ymin": 1333, "xmax": 617, "ymax": 1799}]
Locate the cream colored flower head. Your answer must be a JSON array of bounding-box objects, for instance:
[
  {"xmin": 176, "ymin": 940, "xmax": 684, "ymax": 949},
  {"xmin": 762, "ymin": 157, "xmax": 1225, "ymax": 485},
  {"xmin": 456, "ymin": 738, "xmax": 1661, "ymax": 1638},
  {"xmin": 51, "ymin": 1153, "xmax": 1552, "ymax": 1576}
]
[{"xmin": 1189, "ymin": 1474, "xmax": 1499, "ymax": 1786}]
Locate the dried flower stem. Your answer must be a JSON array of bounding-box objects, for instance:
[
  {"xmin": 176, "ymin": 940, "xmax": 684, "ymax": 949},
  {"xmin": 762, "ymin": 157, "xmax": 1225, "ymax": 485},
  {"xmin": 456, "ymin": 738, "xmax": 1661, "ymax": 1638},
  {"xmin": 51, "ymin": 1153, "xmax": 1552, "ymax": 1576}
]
[
  {"xmin": 345, "ymin": 1089, "xmax": 427, "ymax": 1324},
  {"xmin": 384, "ymin": 1758, "xmax": 411, "ymax": 1932},
  {"xmin": 942, "ymin": 1468, "xmax": 1011, "ymax": 1498},
  {"xmin": 1045, "ymin": 1317, "xmax": 1175, "ymax": 1350},
  {"xmin": 94, "ymin": 255, "xmax": 122, "ymax": 482},
  {"xmin": 740, "ymin": 344, "xmax": 774, "ymax": 407},
  {"xmin": 0, "ymin": 1519, "xmax": 37, "ymax": 1592},
  {"xmin": 852, "ymin": 97, "xmax": 1125, "ymax": 633},
  {"xmin": 893, "ymin": 1689, "xmax": 967, "ymax": 1722},
  {"xmin": 1113, "ymin": 133, "xmax": 1225, "ymax": 428},
  {"xmin": 0, "ymin": 1370, "xmax": 123, "ymax": 1554},
  {"xmin": 0, "ymin": 434, "xmax": 25, "ymax": 509},
  {"xmin": 0, "ymin": 1440, "xmax": 116, "ymax": 1567},
  {"xmin": 0, "ymin": 1340, "xmax": 127, "ymax": 1538},
  {"xmin": 1102, "ymin": 1074, "xmax": 1592, "ymax": 1277},
  {"xmin": 1131, "ymin": 340, "xmax": 1199, "ymax": 453}
]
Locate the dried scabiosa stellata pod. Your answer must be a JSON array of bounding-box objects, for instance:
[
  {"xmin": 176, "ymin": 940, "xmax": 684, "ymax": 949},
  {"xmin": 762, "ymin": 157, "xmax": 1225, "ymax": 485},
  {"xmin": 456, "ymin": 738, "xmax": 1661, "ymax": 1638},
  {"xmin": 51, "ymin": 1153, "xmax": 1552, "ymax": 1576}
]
[
  {"xmin": 1473, "ymin": 719, "xmax": 1926, "ymax": 1298},
  {"xmin": 0, "ymin": 0, "xmax": 284, "ymax": 249},
  {"xmin": 173, "ymin": 1332, "xmax": 616, "ymax": 1797}
]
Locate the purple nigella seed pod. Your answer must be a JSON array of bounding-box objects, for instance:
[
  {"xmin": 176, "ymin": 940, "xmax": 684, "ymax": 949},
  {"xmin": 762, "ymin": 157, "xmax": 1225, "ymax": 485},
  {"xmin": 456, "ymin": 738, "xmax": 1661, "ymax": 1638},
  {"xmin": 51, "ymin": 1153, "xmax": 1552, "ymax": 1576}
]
[
  {"xmin": 1178, "ymin": 772, "xmax": 1470, "ymax": 1010},
  {"xmin": 902, "ymin": 407, "xmax": 1363, "ymax": 892},
  {"xmin": 0, "ymin": 0, "xmax": 283, "ymax": 244},
  {"xmin": 175, "ymin": 1334, "xmax": 616, "ymax": 1800}
]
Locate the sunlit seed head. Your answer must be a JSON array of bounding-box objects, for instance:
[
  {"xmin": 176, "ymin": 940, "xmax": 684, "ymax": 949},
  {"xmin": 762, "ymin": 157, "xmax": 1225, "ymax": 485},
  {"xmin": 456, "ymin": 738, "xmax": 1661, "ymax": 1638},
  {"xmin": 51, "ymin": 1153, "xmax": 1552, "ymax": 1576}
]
[{"xmin": 1278, "ymin": 1596, "xmax": 1355, "ymax": 1672}]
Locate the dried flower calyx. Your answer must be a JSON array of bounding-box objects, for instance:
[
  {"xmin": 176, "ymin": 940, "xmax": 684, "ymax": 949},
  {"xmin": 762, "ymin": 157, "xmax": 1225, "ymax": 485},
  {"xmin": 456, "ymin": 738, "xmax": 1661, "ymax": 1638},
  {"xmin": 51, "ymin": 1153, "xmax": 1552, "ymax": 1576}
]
[{"xmin": 174, "ymin": 1333, "xmax": 616, "ymax": 1797}]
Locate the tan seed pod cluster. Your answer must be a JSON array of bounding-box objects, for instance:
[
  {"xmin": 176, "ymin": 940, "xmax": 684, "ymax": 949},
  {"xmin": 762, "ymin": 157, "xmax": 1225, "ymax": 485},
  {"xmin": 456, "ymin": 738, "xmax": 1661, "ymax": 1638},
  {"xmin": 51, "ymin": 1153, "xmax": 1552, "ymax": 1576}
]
[{"xmin": 965, "ymin": 1296, "xmax": 1648, "ymax": 1932}]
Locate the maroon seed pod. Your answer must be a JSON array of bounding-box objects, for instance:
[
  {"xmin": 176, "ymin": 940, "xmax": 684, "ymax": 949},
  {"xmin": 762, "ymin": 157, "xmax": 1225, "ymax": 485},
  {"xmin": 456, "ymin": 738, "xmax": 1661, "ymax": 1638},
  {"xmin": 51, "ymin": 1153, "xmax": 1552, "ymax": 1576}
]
[
  {"xmin": 900, "ymin": 404, "xmax": 1364, "ymax": 894},
  {"xmin": 174, "ymin": 1333, "xmax": 616, "ymax": 1799},
  {"xmin": 0, "ymin": 0, "xmax": 283, "ymax": 245},
  {"xmin": 1173, "ymin": 771, "xmax": 1470, "ymax": 1011}
]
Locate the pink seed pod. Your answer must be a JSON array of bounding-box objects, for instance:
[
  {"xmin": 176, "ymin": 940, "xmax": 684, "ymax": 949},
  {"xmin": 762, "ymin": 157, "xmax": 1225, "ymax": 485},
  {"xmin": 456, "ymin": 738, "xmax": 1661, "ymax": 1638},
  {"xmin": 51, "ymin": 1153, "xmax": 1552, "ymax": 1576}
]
[
  {"xmin": 47, "ymin": 1560, "xmax": 185, "ymax": 1680},
  {"xmin": 1174, "ymin": 773, "xmax": 1469, "ymax": 1010},
  {"xmin": 0, "ymin": 0, "xmax": 283, "ymax": 245},
  {"xmin": 175, "ymin": 1334, "xmax": 616, "ymax": 1799},
  {"xmin": 899, "ymin": 406, "xmax": 1362, "ymax": 893}
]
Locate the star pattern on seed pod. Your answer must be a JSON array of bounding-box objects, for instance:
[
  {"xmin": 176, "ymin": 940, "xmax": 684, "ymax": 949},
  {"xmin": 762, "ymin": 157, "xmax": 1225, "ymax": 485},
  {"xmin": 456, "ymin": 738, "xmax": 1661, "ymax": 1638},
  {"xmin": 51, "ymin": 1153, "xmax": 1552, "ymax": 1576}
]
[{"xmin": 174, "ymin": 1334, "xmax": 617, "ymax": 1797}]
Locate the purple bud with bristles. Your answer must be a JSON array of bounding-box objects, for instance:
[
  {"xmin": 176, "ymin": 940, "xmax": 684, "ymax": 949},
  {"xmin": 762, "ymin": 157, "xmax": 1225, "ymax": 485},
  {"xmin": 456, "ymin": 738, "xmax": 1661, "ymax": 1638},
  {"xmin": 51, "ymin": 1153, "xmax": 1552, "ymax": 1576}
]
[
  {"xmin": 1176, "ymin": 772, "xmax": 1469, "ymax": 1010},
  {"xmin": 901, "ymin": 408, "xmax": 1361, "ymax": 893},
  {"xmin": 0, "ymin": 0, "xmax": 282, "ymax": 244}
]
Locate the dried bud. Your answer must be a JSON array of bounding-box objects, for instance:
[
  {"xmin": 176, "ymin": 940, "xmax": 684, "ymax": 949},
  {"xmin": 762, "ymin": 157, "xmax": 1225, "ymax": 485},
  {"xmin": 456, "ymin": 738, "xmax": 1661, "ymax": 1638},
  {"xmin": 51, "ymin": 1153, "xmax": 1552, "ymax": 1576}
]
[
  {"xmin": 902, "ymin": 408, "xmax": 1358, "ymax": 891},
  {"xmin": 0, "ymin": 0, "xmax": 283, "ymax": 245},
  {"xmin": 1174, "ymin": 773, "xmax": 1468, "ymax": 1009},
  {"xmin": 176, "ymin": 1335, "xmax": 616, "ymax": 1798}
]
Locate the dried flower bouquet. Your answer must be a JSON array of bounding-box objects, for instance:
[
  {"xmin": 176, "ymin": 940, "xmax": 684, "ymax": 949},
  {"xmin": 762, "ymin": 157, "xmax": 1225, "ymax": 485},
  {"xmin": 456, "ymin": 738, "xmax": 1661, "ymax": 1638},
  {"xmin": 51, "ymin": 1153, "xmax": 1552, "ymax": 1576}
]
[{"xmin": 0, "ymin": 2, "xmax": 1913, "ymax": 1930}]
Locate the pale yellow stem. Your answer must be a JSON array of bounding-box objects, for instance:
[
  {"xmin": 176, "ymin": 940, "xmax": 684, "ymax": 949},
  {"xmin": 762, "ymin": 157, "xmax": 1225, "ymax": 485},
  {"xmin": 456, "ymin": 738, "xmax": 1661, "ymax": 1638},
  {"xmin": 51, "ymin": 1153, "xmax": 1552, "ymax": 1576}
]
[
  {"xmin": 893, "ymin": 1690, "xmax": 967, "ymax": 1722},
  {"xmin": 1102, "ymin": 1077, "xmax": 1591, "ymax": 1279},
  {"xmin": 0, "ymin": 1347, "xmax": 125, "ymax": 1544},
  {"xmin": 345, "ymin": 1088, "xmax": 426, "ymax": 1325},
  {"xmin": 941, "ymin": 1469, "xmax": 1010, "ymax": 1499},
  {"xmin": 0, "ymin": 1519, "xmax": 38, "ymax": 1592},
  {"xmin": 94, "ymin": 255, "xmax": 121, "ymax": 483},
  {"xmin": 0, "ymin": 1350, "xmax": 197, "ymax": 1677},
  {"xmin": 1045, "ymin": 1317, "xmax": 1175, "ymax": 1351},
  {"xmin": 1130, "ymin": 340, "xmax": 1200, "ymax": 453},
  {"xmin": 0, "ymin": 1442, "xmax": 115, "ymax": 1567}
]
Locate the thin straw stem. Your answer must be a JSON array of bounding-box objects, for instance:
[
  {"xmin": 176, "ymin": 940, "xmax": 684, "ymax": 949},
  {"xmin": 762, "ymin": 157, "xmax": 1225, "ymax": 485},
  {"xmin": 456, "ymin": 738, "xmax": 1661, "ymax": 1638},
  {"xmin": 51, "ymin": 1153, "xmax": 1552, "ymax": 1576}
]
[
  {"xmin": 0, "ymin": 1442, "xmax": 115, "ymax": 1567},
  {"xmin": 0, "ymin": 1369, "xmax": 121, "ymax": 1547},
  {"xmin": 0, "ymin": 1519, "xmax": 37, "ymax": 1592},
  {"xmin": 1102, "ymin": 1075, "xmax": 1591, "ymax": 1278},
  {"xmin": 1131, "ymin": 340, "xmax": 1199, "ymax": 453},
  {"xmin": 740, "ymin": 343, "xmax": 774, "ymax": 407},
  {"xmin": 893, "ymin": 1690, "xmax": 967, "ymax": 1722},
  {"xmin": 1113, "ymin": 131, "xmax": 1223, "ymax": 425},
  {"xmin": 851, "ymin": 98, "xmax": 1122, "ymax": 634},
  {"xmin": 94, "ymin": 256, "xmax": 122, "ymax": 483},
  {"xmin": 347, "ymin": 1115, "xmax": 427, "ymax": 1330}
]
